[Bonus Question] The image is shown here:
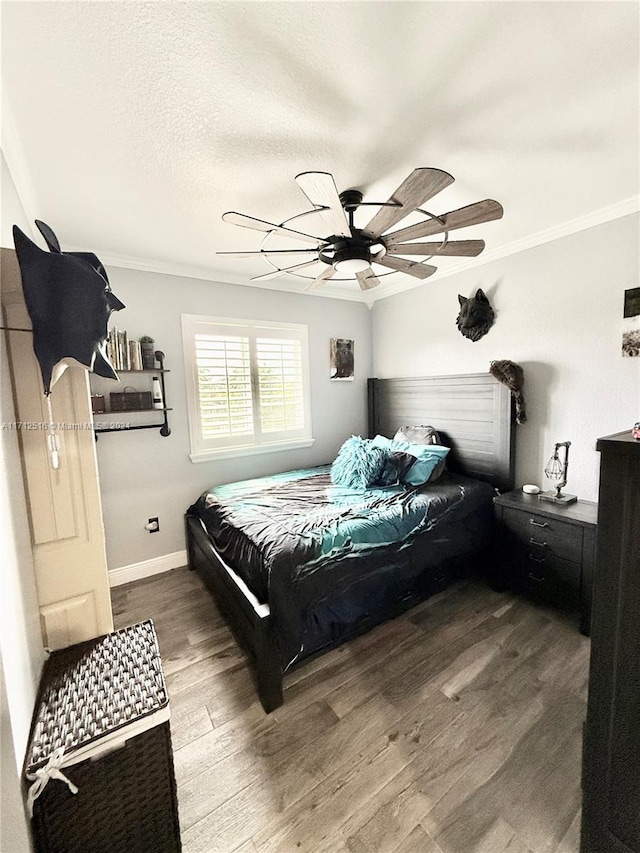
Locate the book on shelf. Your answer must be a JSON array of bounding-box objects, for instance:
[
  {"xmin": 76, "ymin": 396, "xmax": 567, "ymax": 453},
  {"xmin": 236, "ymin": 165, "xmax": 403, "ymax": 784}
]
[
  {"xmin": 106, "ymin": 328, "xmax": 150, "ymax": 372},
  {"xmin": 129, "ymin": 340, "xmax": 142, "ymax": 371}
]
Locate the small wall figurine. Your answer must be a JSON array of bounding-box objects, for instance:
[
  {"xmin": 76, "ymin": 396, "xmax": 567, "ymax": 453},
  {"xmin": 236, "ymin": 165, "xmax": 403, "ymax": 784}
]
[{"xmin": 456, "ymin": 288, "xmax": 495, "ymax": 342}]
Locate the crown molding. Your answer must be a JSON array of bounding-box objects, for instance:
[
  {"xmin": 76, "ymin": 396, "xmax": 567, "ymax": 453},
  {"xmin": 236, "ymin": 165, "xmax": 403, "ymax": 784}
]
[
  {"xmin": 368, "ymin": 195, "xmax": 640, "ymax": 303},
  {"xmin": 87, "ymin": 194, "xmax": 640, "ymax": 305},
  {"xmin": 83, "ymin": 249, "xmax": 368, "ymax": 303}
]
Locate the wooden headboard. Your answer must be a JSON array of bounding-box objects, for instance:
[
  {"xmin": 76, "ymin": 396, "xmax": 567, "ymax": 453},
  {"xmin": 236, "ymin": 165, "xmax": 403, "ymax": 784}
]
[{"xmin": 368, "ymin": 373, "xmax": 515, "ymax": 493}]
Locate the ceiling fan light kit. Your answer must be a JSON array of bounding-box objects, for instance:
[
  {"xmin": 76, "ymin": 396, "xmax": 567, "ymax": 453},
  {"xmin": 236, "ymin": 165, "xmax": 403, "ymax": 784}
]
[
  {"xmin": 333, "ymin": 256, "xmax": 370, "ymax": 274},
  {"xmin": 219, "ymin": 168, "xmax": 503, "ymax": 291}
]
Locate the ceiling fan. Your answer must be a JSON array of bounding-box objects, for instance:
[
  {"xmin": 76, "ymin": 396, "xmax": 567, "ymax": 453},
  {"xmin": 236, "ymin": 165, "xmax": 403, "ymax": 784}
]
[{"xmin": 218, "ymin": 168, "xmax": 503, "ymax": 291}]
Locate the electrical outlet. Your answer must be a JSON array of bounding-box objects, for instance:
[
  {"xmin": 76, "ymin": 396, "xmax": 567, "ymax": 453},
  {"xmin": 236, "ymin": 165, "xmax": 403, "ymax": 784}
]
[{"xmin": 146, "ymin": 517, "xmax": 159, "ymax": 533}]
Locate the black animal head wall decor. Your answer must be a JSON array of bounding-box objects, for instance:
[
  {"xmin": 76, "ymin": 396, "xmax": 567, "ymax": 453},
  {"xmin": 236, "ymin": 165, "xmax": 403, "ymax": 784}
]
[
  {"xmin": 456, "ymin": 288, "xmax": 495, "ymax": 342},
  {"xmin": 13, "ymin": 221, "xmax": 125, "ymax": 394}
]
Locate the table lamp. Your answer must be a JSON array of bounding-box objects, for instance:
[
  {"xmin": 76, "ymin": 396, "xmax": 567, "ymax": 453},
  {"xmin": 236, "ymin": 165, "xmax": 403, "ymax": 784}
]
[{"xmin": 539, "ymin": 440, "xmax": 577, "ymax": 505}]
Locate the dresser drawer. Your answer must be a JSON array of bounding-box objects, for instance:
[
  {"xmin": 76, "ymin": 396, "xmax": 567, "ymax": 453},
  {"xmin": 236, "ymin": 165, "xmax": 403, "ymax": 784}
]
[{"xmin": 502, "ymin": 507, "xmax": 584, "ymax": 563}]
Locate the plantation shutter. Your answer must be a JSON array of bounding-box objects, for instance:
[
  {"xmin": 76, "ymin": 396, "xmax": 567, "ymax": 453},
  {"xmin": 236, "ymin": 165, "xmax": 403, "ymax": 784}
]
[
  {"xmin": 256, "ymin": 337, "xmax": 304, "ymax": 433},
  {"xmin": 195, "ymin": 334, "xmax": 254, "ymax": 440},
  {"xmin": 183, "ymin": 315, "xmax": 313, "ymax": 461}
]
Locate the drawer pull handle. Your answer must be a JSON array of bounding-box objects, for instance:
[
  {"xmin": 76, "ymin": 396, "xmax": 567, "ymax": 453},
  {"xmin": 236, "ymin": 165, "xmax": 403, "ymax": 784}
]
[
  {"xmin": 528, "ymin": 572, "xmax": 545, "ymax": 583},
  {"xmin": 529, "ymin": 519, "xmax": 549, "ymax": 528},
  {"xmin": 529, "ymin": 538, "xmax": 547, "ymax": 548},
  {"xmin": 528, "ymin": 555, "xmax": 545, "ymax": 564}
]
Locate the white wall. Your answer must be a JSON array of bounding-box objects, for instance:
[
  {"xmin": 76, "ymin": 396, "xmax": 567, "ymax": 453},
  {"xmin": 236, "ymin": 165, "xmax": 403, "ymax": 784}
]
[
  {"xmin": 1, "ymin": 656, "xmax": 33, "ymax": 852},
  {"xmin": 372, "ymin": 213, "xmax": 640, "ymax": 502},
  {"xmin": 1, "ymin": 153, "xmax": 43, "ymax": 850},
  {"xmin": 92, "ymin": 268, "xmax": 373, "ymax": 572},
  {"xmin": 0, "ymin": 336, "xmax": 41, "ymax": 852},
  {"xmin": 1, "ymin": 154, "xmax": 45, "ymax": 754},
  {"xmin": 1, "ymin": 151, "xmax": 31, "ymax": 245},
  {"xmin": 0, "ymin": 334, "xmax": 44, "ymax": 757}
]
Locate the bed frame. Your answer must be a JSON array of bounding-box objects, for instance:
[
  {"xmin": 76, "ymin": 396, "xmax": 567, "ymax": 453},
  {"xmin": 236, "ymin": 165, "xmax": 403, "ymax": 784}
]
[{"xmin": 186, "ymin": 372, "xmax": 515, "ymax": 712}]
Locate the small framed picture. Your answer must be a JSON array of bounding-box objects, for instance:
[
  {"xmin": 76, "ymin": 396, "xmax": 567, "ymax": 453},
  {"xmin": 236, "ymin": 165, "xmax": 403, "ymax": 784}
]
[
  {"xmin": 622, "ymin": 287, "xmax": 640, "ymax": 357},
  {"xmin": 330, "ymin": 338, "xmax": 354, "ymax": 381}
]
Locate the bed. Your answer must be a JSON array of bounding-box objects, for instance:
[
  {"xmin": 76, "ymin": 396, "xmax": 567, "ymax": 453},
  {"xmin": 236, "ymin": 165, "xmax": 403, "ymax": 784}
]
[{"xmin": 185, "ymin": 372, "xmax": 515, "ymax": 712}]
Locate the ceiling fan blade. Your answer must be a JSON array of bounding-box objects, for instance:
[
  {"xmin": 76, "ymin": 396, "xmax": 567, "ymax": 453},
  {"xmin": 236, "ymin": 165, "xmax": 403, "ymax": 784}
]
[
  {"xmin": 217, "ymin": 249, "xmax": 320, "ymax": 258},
  {"xmin": 222, "ymin": 211, "xmax": 321, "ymax": 244},
  {"xmin": 362, "ymin": 168, "xmax": 454, "ymax": 239},
  {"xmin": 384, "ymin": 200, "xmax": 504, "ymax": 244},
  {"xmin": 356, "ymin": 271, "xmax": 380, "ymax": 291},
  {"xmin": 374, "ymin": 255, "xmax": 437, "ymax": 280},
  {"xmin": 304, "ymin": 266, "xmax": 336, "ymax": 291},
  {"xmin": 295, "ymin": 172, "xmax": 351, "ymax": 237},
  {"xmin": 385, "ymin": 239, "xmax": 485, "ymax": 257},
  {"xmin": 250, "ymin": 259, "xmax": 320, "ymax": 281}
]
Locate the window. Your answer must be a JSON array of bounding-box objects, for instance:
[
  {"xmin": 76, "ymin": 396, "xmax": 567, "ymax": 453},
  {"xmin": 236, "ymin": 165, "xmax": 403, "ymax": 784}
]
[{"xmin": 182, "ymin": 315, "xmax": 314, "ymax": 462}]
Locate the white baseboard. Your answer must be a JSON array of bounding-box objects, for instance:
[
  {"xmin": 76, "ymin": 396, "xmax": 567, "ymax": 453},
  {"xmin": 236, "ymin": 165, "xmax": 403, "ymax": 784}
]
[{"xmin": 108, "ymin": 550, "xmax": 188, "ymax": 587}]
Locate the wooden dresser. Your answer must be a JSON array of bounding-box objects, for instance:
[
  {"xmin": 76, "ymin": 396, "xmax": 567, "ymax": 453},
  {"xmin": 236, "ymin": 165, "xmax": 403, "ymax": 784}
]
[
  {"xmin": 493, "ymin": 489, "xmax": 597, "ymax": 634},
  {"xmin": 581, "ymin": 431, "xmax": 640, "ymax": 853}
]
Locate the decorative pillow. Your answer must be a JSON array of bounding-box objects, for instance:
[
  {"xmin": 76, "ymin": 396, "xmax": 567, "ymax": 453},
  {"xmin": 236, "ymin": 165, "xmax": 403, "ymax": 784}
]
[
  {"xmin": 394, "ymin": 425, "xmax": 447, "ymax": 480},
  {"xmin": 371, "ymin": 434, "xmax": 450, "ymax": 486},
  {"xmin": 374, "ymin": 450, "xmax": 416, "ymax": 487},
  {"xmin": 402, "ymin": 445, "xmax": 449, "ymax": 485},
  {"xmin": 330, "ymin": 436, "xmax": 386, "ymax": 489}
]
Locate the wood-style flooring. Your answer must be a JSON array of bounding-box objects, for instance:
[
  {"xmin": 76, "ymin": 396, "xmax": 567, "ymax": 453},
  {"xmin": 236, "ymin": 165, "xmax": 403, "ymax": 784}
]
[{"xmin": 111, "ymin": 567, "xmax": 589, "ymax": 853}]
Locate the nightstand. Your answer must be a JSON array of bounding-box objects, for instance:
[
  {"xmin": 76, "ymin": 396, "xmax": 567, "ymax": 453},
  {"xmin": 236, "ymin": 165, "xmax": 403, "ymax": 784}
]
[{"xmin": 493, "ymin": 489, "xmax": 598, "ymax": 635}]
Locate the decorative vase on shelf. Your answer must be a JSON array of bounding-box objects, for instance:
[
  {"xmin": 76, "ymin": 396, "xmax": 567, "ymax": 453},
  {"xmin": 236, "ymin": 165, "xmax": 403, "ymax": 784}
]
[{"xmin": 139, "ymin": 336, "xmax": 155, "ymax": 370}]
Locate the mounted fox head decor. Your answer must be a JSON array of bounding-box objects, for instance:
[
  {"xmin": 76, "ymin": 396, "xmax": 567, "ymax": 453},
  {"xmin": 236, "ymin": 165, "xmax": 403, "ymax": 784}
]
[
  {"xmin": 456, "ymin": 288, "xmax": 495, "ymax": 342},
  {"xmin": 12, "ymin": 220, "xmax": 125, "ymax": 395}
]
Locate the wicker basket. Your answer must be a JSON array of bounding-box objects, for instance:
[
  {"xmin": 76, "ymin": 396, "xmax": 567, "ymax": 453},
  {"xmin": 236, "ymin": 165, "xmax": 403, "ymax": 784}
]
[{"xmin": 24, "ymin": 621, "xmax": 181, "ymax": 853}]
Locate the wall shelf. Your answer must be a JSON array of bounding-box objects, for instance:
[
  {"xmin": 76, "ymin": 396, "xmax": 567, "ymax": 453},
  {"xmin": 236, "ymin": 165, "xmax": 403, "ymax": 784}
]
[
  {"xmin": 97, "ymin": 408, "xmax": 173, "ymax": 416},
  {"xmin": 112, "ymin": 368, "xmax": 171, "ymax": 374},
  {"xmin": 92, "ymin": 350, "xmax": 172, "ymax": 438}
]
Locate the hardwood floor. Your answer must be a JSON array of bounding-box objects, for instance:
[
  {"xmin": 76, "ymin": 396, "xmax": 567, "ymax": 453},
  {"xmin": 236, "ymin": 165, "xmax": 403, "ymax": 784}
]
[{"xmin": 111, "ymin": 568, "xmax": 588, "ymax": 853}]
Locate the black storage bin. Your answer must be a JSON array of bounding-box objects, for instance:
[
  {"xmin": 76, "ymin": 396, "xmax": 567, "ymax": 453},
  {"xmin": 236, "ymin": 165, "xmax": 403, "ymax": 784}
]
[
  {"xmin": 109, "ymin": 389, "xmax": 153, "ymax": 411},
  {"xmin": 24, "ymin": 621, "xmax": 181, "ymax": 853}
]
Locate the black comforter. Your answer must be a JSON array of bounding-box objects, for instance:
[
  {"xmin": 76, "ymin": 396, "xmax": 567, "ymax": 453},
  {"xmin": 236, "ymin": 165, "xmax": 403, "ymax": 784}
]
[{"xmin": 189, "ymin": 465, "xmax": 495, "ymax": 669}]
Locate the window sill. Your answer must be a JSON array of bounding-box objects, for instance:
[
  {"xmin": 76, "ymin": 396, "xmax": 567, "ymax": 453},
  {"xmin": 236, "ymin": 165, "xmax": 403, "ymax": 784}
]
[{"xmin": 189, "ymin": 438, "xmax": 315, "ymax": 463}]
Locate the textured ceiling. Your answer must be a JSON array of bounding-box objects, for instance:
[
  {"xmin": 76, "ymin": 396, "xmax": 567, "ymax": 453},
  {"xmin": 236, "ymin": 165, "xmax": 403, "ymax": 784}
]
[{"xmin": 2, "ymin": 1, "xmax": 639, "ymax": 302}]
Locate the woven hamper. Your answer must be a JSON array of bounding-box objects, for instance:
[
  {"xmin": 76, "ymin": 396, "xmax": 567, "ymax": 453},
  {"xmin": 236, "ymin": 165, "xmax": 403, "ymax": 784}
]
[{"xmin": 24, "ymin": 620, "xmax": 181, "ymax": 853}]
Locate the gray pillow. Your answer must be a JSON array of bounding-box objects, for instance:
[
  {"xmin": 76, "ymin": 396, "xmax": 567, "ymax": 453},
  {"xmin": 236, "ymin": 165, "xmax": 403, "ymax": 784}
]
[
  {"xmin": 394, "ymin": 424, "xmax": 442, "ymax": 445},
  {"xmin": 393, "ymin": 425, "xmax": 447, "ymax": 481}
]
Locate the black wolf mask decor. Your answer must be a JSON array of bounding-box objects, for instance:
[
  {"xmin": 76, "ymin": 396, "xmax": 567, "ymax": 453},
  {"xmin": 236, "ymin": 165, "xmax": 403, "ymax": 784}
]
[
  {"xmin": 456, "ymin": 288, "xmax": 495, "ymax": 342},
  {"xmin": 13, "ymin": 220, "xmax": 125, "ymax": 395}
]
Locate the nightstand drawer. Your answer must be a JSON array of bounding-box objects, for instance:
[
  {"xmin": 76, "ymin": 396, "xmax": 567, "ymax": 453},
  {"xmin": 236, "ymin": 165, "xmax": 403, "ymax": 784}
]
[
  {"xmin": 502, "ymin": 507, "xmax": 583, "ymax": 563},
  {"xmin": 525, "ymin": 551, "xmax": 581, "ymax": 586},
  {"xmin": 521, "ymin": 553, "xmax": 581, "ymax": 605}
]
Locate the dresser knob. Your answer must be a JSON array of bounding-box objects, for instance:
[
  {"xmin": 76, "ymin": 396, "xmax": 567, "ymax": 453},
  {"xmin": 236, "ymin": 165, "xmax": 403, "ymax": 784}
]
[
  {"xmin": 529, "ymin": 538, "xmax": 547, "ymax": 548},
  {"xmin": 530, "ymin": 518, "xmax": 549, "ymax": 528}
]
